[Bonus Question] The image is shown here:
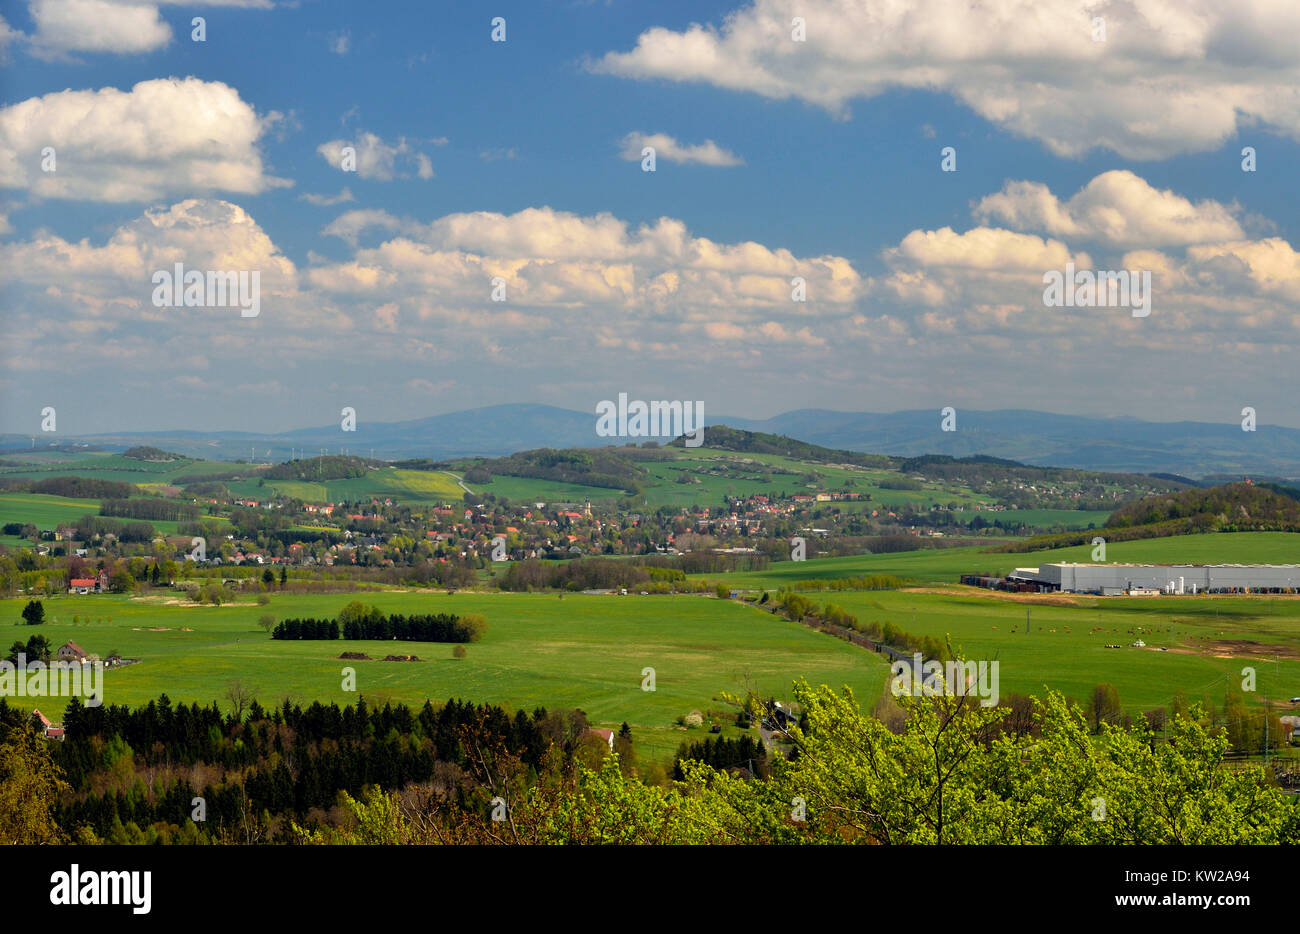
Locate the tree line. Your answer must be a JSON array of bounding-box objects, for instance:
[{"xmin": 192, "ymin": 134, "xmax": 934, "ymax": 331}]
[
  {"xmin": 271, "ymin": 602, "xmax": 486, "ymax": 642},
  {"xmin": 100, "ymin": 498, "xmax": 200, "ymax": 522},
  {"xmin": 0, "ymin": 477, "xmax": 135, "ymax": 499}
]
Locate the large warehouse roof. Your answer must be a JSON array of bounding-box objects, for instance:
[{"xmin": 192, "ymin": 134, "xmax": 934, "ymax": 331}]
[
  {"xmin": 1045, "ymin": 563, "xmax": 1300, "ymax": 569},
  {"xmin": 1007, "ymin": 562, "xmax": 1300, "ymax": 593}
]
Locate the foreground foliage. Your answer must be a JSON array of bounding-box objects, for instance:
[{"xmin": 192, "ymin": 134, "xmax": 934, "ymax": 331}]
[{"xmin": 296, "ymin": 681, "xmax": 1299, "ymax": 845}]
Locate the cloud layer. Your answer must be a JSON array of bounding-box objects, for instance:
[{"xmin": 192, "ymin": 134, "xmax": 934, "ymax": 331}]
[{"xmin": 594, "ymin": 0, "xmax": 1300, "ymax": 159}]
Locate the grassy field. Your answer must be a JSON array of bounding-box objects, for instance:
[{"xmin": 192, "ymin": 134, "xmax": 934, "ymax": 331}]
[
  {"xmin": 996, "ymin": 509, "xmax": 1113, "ymax": 530},
  {"xmin": 0, "ymin": 491, "xmax": 225, "ymax": 539},
  {"xmin": 702, "ymin": 532, "xmax": 1300, "ymax": 589},
  {"xmin": 0, "ymin": 452, "xmax": 245, "ymax": 484},
  {"xmin": 0, "ymin": 591, "xmax": 889, "ymax": 758},
  {"xmin": 6, "ymin": 543, "xmax": 1299, "ymax": 755},
  {"xmin": 469, "ymin": 474, "xmax": 626, "ymax": 504},
  {"xmin": 224, "ymin": 467, "xmax": 466, "ymax": 504},
  {"xmin": 825, "ymin": 588, "xmax": 1300, "ymax": 716},
  {"xmin": 0, "ymin": 492, "xmax": 106, "ymax": 529},
  {"xmin": 633, "ymin": 448, "xmax": 999, "ymax": 511}
]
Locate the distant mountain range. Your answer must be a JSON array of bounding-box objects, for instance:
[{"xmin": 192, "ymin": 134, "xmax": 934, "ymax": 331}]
[{"xmin": 3, "ymin": 405, "xmax": 1298, "ymax": 479}]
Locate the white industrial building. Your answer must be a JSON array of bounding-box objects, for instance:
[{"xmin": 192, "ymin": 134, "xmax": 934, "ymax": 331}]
[{"xmin": 1006, "ymin": 563, "xmax": 1300, "ymax": 595}]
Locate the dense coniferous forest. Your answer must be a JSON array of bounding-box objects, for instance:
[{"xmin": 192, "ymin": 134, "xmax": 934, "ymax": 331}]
[
  {"xmin": 0, "ymin": 477, "xmax": 136, "ymax": 499},
  {"xmin": 0, "ymin": 694, "xmax": 586, "ymax": 844},
  {"xmin": 99, "ymin": 498, "xmax": 201, "ymax": 522},
  {"xmin": 271, "ymin": 611, "xmax": 484, "ymax": 642}
]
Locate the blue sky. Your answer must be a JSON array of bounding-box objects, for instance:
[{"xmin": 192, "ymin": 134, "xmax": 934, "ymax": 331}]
[{"xmin": 3, "ymin": 0, "xmax": 1299, "ymax": 436}]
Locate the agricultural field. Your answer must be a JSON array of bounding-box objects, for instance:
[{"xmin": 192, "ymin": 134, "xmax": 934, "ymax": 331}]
[
  {"xmin": 993, "ymin": 508, "xmax": 1113, "ymax": 530},
  {"xmin": 0, "ymin": 492, "xmax": 105, "ymax": 530},
  {"xmin": 0, "ymin": 491, "xmax": 225, "ymax": 539},
  {"xmin": 467, "ymin": 473, "xmax": 625, "ymax": 504},
  {"xmin": 634, "ymin": 447, "xmax": 998, "ymax": 511},
  {"xmin": 0, "ymin": 451, "xmax": 246, "ymax": 484},
  {"xmin": 826, "ymin": 588, "xmax": 1300, "ymax": 717},
  {"xmin": 224, "ymin": 467, "xmax": 465, "ymax": 504},
  {"xmin": 0, "ymin": 590, "xmax": 889, "ymax": 759}
]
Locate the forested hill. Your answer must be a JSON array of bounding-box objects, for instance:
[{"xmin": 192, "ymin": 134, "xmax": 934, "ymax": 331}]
[
  {"xmin": 1105, "ymin": 482, "xmax": 1300, "ymax": 532},
  {"xmin": 264, "ymin": 456, "xmax": 382, "ymax": 481},
  {"xmin": 469, "ymin": 448, "xmax": 647, "ymax": 492},
  {"xmin": 670, "ymin": 425, "xmax": 894, "ymax": 467},
  {"xmin": 122, "ymin": 446, "xmax": 188, "ymax": 462},
  {"xmin": 999, "ymin": 482, "xmax": 1300, "ymax": 552},
  {"xmin": 897, "ymin": 454, "xmax": 1195, "ymax": 491}
]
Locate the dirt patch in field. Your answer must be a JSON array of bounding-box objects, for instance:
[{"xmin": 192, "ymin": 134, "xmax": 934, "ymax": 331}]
[
  {"xmin": 339, "ymin": 651, "xmax": 371, "ymax": 660},
  {"xmin": 1164, "ymin": 639, "xmax": 1300, "ymax": 661},
  {"xmin": 130, "ymin": 596, "xmax": 243, "ymax": 607},
  {"xmin": 909, "ymin": 586, "xmax": 1083, "ymax": 607},
  {"xmin": 1204, "ymin": 639, "xmax": 1300, "ymax": 661}
]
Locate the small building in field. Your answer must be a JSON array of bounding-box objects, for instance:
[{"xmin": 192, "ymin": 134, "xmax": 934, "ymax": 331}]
[{"xmin": 57, "ymin": 641, "xmax": 89, "ymax": 663}]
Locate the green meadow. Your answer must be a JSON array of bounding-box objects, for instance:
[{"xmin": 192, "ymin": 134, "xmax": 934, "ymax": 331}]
[
  {"xmin": 0, "ymin": 491, "xmax": 223, "ymax": 539},
  {"xmin": 0, "ymin": 590, "xmax": 889, "ymax": 757},
  {"xmin": 828, "ymin": 589, "xmax": 1300, "ymax": 715},
  {"xmin": 0, "ymin": 492, "xmax": 108, "ymax": 529},
  {"xmin": 4, "ymin": 531, "xmax": 1297, "ymax": 757},
  {"xmin": 0, "ymin": 452, "xmax": 242, "ymax": 484},
  {"xmin": 634, "ymin": 448, "xmax": 998, "ymax": 511},
  {"xmin": 465, "ymin": 474, "xmax": 621, "ymax": 504},
  {"xmin": 225, "ymin": 467, "xmax": 466, "ymax": 504}
]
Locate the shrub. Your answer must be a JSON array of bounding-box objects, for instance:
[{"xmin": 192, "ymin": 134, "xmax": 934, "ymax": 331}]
[
  {"xmin": 452, "ymin": 645, "xmax": 467, "ymax": 659},
  {"xmin": 456, "ymin": 613, "xmax": 488, "ymax": 643},
  {"xmin": 684, "ymin": 711, "xmax": 704, "ymax": 729}
]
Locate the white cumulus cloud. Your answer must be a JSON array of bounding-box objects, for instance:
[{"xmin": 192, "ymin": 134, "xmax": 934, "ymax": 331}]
[
  {"xmin": 975, "ymin": 171, "xmax": 1245, "ymax": 248},
  {"xmin": 317, "ymin": 132, "xmax": 436, "ymax": 181},
  {"xmin": 618, "ymin": 132, "xmax": 744, "ymax": 167},
  {"xmin": 0, "ymin": 78, "xmax": 289, "ymax": 202},
  {"xmin": 22, "ymin": 0, "xmax": 271, "ymax": 59}
]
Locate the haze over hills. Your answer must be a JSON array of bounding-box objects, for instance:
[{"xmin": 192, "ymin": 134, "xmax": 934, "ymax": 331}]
[{"xmin": 2, "ymin": 404, "xmax": 1298, "ymax": 479}]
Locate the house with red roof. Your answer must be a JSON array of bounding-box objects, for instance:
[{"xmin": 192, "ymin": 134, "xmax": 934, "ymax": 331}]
[
  {"xmin": 68, "ymin": 570, "xmax": 108, "ymax": 594},
  {"xmin": 31, "ymin": 709, "xmax": 64, "ymax": 740}
]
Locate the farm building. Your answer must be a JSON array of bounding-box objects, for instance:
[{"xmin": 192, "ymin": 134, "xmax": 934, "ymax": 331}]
[
  {"xmin": 68, "ymin": 570, "xmax": 108, "ymax": 594},
  {"xmin": 58, "ymin": 641, "xmax": 89, "ymax": 663},
  {"xmin": 1005, "ymin": 564, "xmax": 1300, "ymax": 595}
]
